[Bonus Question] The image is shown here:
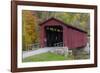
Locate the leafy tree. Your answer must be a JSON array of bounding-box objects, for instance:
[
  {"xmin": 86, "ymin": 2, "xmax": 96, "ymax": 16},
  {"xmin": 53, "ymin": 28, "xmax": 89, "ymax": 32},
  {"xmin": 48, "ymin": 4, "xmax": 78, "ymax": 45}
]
[{"xmin": 22, "ymin": 10, "xmax": 39, "ymax": 50}]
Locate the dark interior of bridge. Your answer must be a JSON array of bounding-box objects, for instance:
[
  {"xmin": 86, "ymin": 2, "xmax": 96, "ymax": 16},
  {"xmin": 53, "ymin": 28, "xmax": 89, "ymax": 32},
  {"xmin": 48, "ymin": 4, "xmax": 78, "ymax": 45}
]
[{"xmin": 45, "ymin": 26, "xmax": 63, "ymax": 47}]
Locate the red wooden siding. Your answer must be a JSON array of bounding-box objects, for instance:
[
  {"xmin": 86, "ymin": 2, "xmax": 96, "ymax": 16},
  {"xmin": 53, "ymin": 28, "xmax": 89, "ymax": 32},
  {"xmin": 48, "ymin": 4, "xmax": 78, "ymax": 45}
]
[
  {"xmin": 66, "ymin": 28, "xmax": 87, "ymax": 49},
  {"xmin": 39, "ymin": 18, "xmax": 87, "ymax": 49}
]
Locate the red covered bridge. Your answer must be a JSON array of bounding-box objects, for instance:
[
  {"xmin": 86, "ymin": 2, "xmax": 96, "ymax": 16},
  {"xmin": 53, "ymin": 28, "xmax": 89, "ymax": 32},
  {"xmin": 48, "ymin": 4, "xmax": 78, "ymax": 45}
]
[{"xmin": 39, "ymin": 18, "xmax": 87, "ymax": 49}]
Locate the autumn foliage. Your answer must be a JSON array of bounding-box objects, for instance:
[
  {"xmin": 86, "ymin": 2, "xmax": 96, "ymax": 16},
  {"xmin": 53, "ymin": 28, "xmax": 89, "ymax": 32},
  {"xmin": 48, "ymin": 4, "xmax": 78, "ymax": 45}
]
[{"xmin": 22, "ymin": 10, "xmax": 39, "ymax": 50}]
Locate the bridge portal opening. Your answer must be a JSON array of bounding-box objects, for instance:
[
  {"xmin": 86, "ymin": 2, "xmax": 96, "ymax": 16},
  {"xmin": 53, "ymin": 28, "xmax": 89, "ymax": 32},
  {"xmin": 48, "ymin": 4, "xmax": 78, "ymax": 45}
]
[{"xmin": 45, "ymin": 26, "xmax": 63, "ymax": 47}]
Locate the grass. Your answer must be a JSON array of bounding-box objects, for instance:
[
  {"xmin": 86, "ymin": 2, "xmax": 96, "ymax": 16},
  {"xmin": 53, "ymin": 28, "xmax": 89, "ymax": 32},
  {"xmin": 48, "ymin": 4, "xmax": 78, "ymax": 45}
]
[
  {"xmin": 22, "ymin": 49, "xmax": 90, "ymax": 62},
  {"xmin": 22, "ymin": 52, "xmax": 74, "ymax": 62}
]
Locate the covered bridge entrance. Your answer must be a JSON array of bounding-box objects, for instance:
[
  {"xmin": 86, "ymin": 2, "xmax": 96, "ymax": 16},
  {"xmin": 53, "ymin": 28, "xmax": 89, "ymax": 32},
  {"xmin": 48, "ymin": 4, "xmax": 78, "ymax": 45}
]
[{"xmin": 45, "ymin": 26, "xmax": 63, "ymax": 47}]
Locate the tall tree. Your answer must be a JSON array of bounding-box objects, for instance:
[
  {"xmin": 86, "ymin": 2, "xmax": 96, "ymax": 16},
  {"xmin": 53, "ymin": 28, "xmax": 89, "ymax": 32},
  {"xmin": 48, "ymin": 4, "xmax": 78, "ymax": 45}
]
[{"xmin": 22, "ymin": 10, "xmax": 38, "ymax": 50}]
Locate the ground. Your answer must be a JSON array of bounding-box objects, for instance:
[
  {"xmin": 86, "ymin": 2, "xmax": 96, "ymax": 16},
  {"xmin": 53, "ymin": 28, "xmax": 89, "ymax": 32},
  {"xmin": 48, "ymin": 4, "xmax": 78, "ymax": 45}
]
[
  {"xmin": 22, "ymin": 52, "xmax": 74, "ymax": 62},
  {"xmin": 22, "ymin": 50, "xmax": 89, "ymax": 62}
]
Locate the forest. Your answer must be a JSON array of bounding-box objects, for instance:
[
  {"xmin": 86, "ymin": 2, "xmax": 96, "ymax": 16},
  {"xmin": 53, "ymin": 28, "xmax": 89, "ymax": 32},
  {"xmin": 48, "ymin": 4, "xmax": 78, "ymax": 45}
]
[{"xmin": 22, "ymin": 10, "xmax": 90, "ymax": 51}]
